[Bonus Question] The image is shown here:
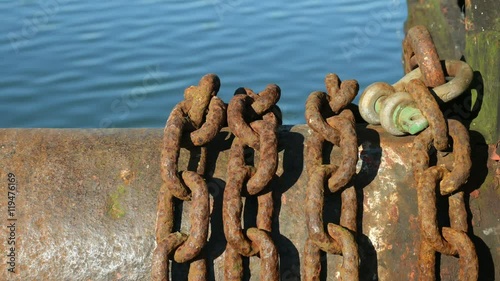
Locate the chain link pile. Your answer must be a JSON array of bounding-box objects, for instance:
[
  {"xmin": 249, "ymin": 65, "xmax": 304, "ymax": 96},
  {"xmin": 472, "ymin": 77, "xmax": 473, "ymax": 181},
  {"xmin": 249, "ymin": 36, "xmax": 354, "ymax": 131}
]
[{"xmin": 152, "ymin": 24, "xmax": 478, "ymax": 281}]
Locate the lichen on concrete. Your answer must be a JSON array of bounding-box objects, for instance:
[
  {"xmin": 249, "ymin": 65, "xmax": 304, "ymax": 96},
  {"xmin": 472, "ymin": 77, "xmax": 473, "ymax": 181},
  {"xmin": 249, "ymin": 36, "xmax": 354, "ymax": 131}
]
[{"xmin": 107, "ymin": 184, "xmax": 127, "ymax": 219}]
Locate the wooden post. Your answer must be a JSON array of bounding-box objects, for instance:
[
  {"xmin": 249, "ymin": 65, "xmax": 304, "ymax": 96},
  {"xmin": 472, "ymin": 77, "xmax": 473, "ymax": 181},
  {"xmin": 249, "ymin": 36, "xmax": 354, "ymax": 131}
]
[{"xmin": 464, "ymin": 0, "xmax": 500, "ymax": 144}]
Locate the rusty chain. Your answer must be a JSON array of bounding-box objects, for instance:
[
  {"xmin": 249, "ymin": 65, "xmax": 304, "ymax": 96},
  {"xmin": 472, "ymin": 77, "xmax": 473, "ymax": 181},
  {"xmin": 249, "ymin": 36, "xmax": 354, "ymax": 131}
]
[
  {"xmin": 405, "ymin": 42, "xmax": 478, "ymax": 279},
  {"xmin": 303, "ymin": 73, "xmax": 359, "ymax": 280},
  {"xmin": 411, "ymin": 117, "xmax": 479, "ymax": 280},
  {"xmin": 402, "ymin": 25, "xmax": 445, "ymax": 87},
  {"xmin": 360, "ymin": 25, "xmax": 473, "ymax": 137},
  {"xmin": 223, "ymin": 85, "xmax": 281, "ymax": 280},
  {"xmin": 149, "ymin": 24, "xmax": 479, "ymax": 280},
  {"xmin": 152, "ymin": 73, "xmax": 226, "ymax": 281}
]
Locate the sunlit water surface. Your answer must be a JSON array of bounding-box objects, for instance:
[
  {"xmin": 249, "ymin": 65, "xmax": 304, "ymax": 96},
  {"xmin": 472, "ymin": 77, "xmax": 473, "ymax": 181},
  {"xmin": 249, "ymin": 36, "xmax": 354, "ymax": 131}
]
[{"xmin": 0, "ymin": 0, "xmax": 407, "ymax": 127}]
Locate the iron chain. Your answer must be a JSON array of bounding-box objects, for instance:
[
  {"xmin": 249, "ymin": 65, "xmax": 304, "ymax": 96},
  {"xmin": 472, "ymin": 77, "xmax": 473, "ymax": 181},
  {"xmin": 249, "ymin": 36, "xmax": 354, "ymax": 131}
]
[
  {"xmin": 359, "ymin": 26, "xmax": 473, "ymax": 136},
  {"xmin": 402, "ymin": 25, "xmax": 445, "ymax": 87},
  {"xmin": 149, "ymin": 25, "xmax": 479, "ymax": 280},
  {"xmin": 152, "ymin": 74, "xmax": 226, "ymax": 281},
  {"xmin": 404, "ymin": 29, "xmax": 478, "ymax": 280},
  {"xmin": 412, "ymin": 119, "xmax": 478, "ymax": 280},
  {"xmin": 304, "ymin": 73, "xmax": 360, "ymax": 280},
  {"xmin": 223, "ymin": 85, "xmax": 281, "ymax": 280}
]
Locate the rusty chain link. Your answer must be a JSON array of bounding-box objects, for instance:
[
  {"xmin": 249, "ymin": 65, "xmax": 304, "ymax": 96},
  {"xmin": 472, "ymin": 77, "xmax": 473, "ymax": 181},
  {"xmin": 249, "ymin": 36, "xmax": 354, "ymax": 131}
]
[
  {"xmin": 223, "ymin": 84, "xmax": 280, "ymax": 280},
  {"xmin": 409, "ymin": 77, "xmax": 478, "ymax": 279},
  {"xmin": 403, "ymin": 25, "xmax": 445, "ymax": 87},
  {"xmin": 152, "ymin": 73, "xmax": 226, "ymax": 281},
  {"xmin": 360, "ymin": 25, "xmax": 472, "ymax": 137},
  {"xmin": 412, "ymin": 119, "xmax": 478, "ymax": 280},
  {"xmin": 304, "ymin": 73, "xmax": 359, "ymax": 280},
  {"xmin": 402, "ymin": 26, "xmax": 478, "ymax": 279},
  {"xmin": 406, "ymin": 79, "xmax": 449, "ymax": 150}
]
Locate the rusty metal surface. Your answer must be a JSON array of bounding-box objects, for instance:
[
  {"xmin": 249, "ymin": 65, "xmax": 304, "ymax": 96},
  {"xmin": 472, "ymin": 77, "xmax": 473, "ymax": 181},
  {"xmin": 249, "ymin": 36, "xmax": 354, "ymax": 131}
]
[
  {"xmin": 406, "ymin": 79, "xmax": 448, "ymax": 151},
  {"xmin": 403, "ymin": 25, "xmax": 445, "ymax": 87},
  {"xmin": 0, "ymin": 126, "xmax": 497, "ymax": 280}
]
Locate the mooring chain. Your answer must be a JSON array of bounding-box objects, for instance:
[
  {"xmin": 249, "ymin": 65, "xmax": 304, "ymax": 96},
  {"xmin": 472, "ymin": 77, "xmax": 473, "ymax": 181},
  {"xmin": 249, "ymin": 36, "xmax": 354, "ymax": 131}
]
[
  {"xmin": 359, "ymin": 24, "xmax": 473, "ymax": 137},
  {"xmin": 152, "ymin": 74, "xmax": 226, "ymax": 281},
  {"xmin": 409, "ymin": 79, "xmax": 478, "ymax": 281},
  {"xmin": 303, "ymin": 73, "xmax": 359, "ymax": 280},
  {"xmin": 402, "ymin": 25, "xmax": 445, "ymax": 87},
  {"xmin": 223, "ymin": 85, "xmax": 281, "ymax": 280},
  {"xmin": 399, "ymin": 25, "xmax": 479, "ymax": 280},
  {"xmin": 149, "ymin": 25, "xmax": 478, "ymax": 280}
]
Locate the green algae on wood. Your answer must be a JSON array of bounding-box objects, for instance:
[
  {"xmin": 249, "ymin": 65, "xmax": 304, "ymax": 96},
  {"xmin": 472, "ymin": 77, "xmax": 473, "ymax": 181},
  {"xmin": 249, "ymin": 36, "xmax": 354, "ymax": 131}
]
[{"xmin": 466, "ymin": 4, "xmax": 500, "ymax": 144}]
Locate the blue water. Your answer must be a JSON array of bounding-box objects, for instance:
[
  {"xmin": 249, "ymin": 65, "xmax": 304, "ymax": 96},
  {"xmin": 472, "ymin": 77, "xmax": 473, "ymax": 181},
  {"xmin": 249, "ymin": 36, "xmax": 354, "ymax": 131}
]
[{"xmin": 0, "ymin": 0, "xmax": 407, "ymax": 128}]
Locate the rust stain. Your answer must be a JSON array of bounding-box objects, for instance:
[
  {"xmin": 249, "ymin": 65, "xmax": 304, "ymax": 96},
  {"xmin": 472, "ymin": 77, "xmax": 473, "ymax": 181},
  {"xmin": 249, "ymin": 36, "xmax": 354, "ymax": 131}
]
[
  {"xmin": 408, "ymin": 214, "xmax": 419, "ymax": 231},
  {"xmin": 471, "ymin": 204, "xmax": 482, "ymax": 227},
  {"xmin": 120, "ymin": 168, "xmax": 135, "ymax": 185},
  {"xmin": 387, "ymin": 201, "xmax": 400, "ymax": 224},
  {"xmin": 470, "ymin": 189, "xmax": 480, "ymax": 199}
]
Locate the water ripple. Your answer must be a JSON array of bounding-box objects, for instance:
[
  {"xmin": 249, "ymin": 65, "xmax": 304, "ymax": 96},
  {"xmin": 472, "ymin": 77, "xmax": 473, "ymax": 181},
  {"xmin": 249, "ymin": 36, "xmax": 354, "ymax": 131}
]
[{"xmin": 0, "ymin": 0, "xmax": 407, "ymax": 127}]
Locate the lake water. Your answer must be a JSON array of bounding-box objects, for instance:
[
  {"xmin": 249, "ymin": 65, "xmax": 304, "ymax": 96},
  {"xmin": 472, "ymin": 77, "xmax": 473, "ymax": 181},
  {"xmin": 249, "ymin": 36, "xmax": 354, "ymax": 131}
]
[{"xmin": 0, "ymin": 0, "xmax": 407, "ymax": 128}]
